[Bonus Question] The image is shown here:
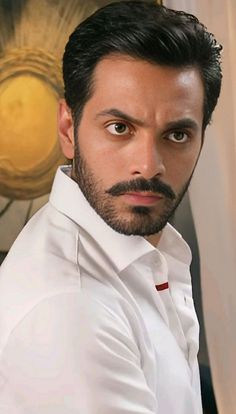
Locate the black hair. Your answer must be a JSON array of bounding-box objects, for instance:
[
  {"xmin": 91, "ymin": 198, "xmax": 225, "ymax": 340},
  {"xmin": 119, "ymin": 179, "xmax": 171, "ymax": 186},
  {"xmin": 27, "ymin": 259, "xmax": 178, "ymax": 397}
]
[{"xmin": 63, "ymin": 0, "xmax": 222, "ymax": 130}]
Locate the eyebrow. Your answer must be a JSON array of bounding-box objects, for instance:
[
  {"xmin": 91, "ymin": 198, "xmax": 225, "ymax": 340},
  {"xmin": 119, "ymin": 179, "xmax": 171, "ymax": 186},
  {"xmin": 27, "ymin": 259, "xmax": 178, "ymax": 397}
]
[
  {"xmin": 95, "ymin": 108, "xmax": 200, "ymax": 131},
  {"xmin": 164, "ymin": 118, "xmax": 199, "ymax": 132},
  {"xmin": 95, "ymin": 108, "xmax": 145, "ymax": 126}
]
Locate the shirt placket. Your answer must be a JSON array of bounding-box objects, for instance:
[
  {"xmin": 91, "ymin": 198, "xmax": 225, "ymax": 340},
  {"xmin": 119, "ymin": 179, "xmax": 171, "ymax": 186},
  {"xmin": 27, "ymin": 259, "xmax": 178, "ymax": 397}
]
[{"xmin": 152, "ymin": 251, "xmax": 189, "ymax": 361}]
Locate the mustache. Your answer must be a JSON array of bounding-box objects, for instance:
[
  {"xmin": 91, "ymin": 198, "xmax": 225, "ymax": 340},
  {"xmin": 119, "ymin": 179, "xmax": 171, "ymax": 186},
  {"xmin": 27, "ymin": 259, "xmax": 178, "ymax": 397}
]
[{"xmin": 106, "ymin": 177, "xmax": 176, "ymax": 200}]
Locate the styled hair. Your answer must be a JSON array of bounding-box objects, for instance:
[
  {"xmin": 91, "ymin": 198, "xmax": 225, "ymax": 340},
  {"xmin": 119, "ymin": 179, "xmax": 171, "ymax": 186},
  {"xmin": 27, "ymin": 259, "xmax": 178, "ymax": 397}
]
[{"xmin": 63, "ymin": 0, "xmax": 222, "ymax": 130}]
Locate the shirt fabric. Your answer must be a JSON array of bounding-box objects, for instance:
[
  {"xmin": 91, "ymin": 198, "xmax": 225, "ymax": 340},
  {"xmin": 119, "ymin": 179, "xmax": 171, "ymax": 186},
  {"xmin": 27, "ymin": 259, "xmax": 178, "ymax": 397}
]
[{"xmin": 0, "ymin": 166, "xmax": 202, "ymax": 414}]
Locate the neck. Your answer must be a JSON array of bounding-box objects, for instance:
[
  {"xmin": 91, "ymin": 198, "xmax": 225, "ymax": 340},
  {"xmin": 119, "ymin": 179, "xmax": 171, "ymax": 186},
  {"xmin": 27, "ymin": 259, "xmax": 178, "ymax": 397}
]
[{"xmin": 145, "ymin": 232, "xmax": 162, "ymax": 247}]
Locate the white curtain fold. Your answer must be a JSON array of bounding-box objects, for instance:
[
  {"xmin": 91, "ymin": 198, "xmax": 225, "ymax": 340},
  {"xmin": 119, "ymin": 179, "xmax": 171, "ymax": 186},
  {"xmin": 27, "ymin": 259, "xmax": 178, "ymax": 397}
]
[{"xmin": 165, "ymin": 1, "xmax": 236, "ymax": 413}]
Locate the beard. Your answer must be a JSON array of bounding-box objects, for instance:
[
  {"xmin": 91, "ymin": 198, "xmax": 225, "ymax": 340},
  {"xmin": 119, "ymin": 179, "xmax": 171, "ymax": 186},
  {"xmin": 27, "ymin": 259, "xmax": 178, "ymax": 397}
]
[{"xmin": 73, "ymin": 144, "xmax": 191, "ymax": 236}]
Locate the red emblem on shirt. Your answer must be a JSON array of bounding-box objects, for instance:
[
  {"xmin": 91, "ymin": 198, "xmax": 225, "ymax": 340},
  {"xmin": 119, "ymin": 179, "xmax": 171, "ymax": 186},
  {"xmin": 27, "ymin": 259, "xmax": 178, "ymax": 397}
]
[{"xmin": 155, "ymin": 282, "xmax": 169, "ymax": 291}]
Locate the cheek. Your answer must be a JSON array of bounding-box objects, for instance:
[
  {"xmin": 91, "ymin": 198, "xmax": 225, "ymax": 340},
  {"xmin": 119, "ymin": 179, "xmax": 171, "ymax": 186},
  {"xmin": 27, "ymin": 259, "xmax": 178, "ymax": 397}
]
[
  {"xmin": 79, "ymin": 140, "xmax": 126, "ymax": 187},
  {"xmin": 79, "ymin": 132, "xmax": 128, "ymax": 175},
  {"xmin": 96, "ymin": 151, "xmax": 127, "ymax": 185},
  {"xmin": 83, "ymin": 146, "xmax": 124, "ymax": 171},
  {"xmin": 165, "ymin": 148, "xmax": 201, "ymax": 188},
  {"xmin": 77, "ymin": 114, "xmax": 131, "ymax": 186}
]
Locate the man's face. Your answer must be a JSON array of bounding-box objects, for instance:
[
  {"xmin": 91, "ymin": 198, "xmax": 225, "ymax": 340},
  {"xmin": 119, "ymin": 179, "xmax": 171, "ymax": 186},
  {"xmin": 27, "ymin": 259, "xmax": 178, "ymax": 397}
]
[{"xmin": 59, "ymin": 55, "xmax": 204, "ymax": 237}]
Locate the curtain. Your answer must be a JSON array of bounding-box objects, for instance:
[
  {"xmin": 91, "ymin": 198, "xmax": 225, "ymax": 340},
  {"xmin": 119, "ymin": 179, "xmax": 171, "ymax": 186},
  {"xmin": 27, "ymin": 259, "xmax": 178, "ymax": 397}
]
[{"xmin": 165, "ymin": 1, "xmax": 236, "ymax": 413}]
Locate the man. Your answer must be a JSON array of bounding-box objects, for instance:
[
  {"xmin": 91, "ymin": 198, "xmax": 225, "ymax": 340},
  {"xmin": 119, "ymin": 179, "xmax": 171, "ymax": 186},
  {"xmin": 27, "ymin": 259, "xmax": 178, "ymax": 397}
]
[{"xmin": 0, "ymin": 1, "xmax": 222, "ymax": 413}]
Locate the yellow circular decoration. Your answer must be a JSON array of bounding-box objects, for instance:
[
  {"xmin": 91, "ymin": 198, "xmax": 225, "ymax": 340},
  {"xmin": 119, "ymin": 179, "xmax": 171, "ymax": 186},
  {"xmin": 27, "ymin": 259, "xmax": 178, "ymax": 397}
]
[
  {"xmin": 0, "ymin": 48, "xmax": 66, "ymax": 200},
  {"xmin": 0, "ymin": 74, "xmax": 58, "ymax": 170}
]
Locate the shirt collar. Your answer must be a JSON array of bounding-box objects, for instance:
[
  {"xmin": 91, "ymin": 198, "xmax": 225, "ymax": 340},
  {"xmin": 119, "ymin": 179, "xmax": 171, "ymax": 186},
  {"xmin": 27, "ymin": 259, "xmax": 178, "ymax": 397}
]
[{"xmin": 49, "ymin": 166, "xmax": 191, "ymax": 272}]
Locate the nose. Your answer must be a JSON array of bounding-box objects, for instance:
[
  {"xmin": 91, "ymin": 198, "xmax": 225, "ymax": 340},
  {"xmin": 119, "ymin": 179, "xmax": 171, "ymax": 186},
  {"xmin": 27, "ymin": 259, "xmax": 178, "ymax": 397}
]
[{"xmin": 129, "ymin": 134, "xmax": 166, "ymax": 179}]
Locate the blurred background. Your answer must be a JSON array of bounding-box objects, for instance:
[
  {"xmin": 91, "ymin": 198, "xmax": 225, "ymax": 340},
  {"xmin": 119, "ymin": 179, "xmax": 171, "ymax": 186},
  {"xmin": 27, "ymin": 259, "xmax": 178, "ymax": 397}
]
[{"xmin": 0, "ymin": 1, "xmax": 235, "ymax": 413}]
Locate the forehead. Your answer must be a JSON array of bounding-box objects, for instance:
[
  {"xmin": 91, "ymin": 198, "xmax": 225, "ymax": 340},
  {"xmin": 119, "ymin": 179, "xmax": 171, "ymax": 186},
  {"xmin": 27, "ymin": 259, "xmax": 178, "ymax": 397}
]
[{"xmin": 88, "ymin": 54, "xmax": 204, "ymax": 123}]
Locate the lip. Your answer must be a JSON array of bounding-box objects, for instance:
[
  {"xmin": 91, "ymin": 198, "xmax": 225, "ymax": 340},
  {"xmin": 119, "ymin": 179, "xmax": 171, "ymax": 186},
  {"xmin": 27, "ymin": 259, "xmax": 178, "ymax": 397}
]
[{"xmin": 122, "ymin": 192, "xmax": 163, "ymax": 206}]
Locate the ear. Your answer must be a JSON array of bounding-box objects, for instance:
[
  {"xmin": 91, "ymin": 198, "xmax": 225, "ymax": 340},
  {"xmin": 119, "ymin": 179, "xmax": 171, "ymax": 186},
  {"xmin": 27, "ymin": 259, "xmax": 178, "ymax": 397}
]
[{"xmin": 58, "ymin": 99, "xmax": 75, "ymax": 159}]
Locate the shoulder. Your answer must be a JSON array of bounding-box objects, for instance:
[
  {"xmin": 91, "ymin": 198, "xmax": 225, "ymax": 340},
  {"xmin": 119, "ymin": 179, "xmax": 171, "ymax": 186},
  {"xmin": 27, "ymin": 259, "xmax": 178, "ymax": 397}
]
[
  {"xmin": 0, "ymin": 201, "xmax": 142, "ymax": 355},
  {"xmin": 0, "ymin": 288, "xmax": 139, "ymax": 364},
  {"xmin": 0, "ymin": 289, "xmax": 156, "ymax": 413},
  {"xmin": 0, "ymin": 203, "xmax": 81, "ymax": 351}
]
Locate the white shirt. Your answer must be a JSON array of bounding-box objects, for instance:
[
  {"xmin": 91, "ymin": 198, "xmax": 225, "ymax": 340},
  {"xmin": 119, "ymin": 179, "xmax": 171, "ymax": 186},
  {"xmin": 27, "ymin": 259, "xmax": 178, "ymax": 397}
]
[{"xmin": 0, "ymin": 166, "xmax": 202, "ymax": 414}]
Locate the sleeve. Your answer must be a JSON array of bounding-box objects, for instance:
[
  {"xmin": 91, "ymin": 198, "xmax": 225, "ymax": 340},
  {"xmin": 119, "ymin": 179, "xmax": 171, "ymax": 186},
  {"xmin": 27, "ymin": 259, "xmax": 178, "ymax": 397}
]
[{"xmin": 0, "ymin": 291, "xmax": 157, "ymax": 414}]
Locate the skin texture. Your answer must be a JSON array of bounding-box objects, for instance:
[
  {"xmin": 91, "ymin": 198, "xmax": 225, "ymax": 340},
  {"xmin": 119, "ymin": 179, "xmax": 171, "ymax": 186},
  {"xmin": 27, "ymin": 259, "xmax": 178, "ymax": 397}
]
[{"xmin": 58, "ymin": 54, "xmax": 204, "ymax": 246}]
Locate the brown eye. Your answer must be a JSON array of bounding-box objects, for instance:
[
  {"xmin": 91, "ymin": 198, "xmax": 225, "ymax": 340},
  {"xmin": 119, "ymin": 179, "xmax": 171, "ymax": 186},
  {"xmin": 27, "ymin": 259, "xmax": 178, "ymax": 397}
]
[
  {"xmin": 106, "ymin": 122, "xmax": 130, "ymax": 135},
  {"xmin": 167, "ymin": 131, "xmax": 188, "ymax": 143}
]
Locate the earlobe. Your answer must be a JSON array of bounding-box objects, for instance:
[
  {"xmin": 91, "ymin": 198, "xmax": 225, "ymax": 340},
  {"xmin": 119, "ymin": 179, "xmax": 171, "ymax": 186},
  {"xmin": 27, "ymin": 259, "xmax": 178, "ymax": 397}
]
[{"xmin": 58, "ymin": 99, "xmax": 75, "ymax": 159}]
